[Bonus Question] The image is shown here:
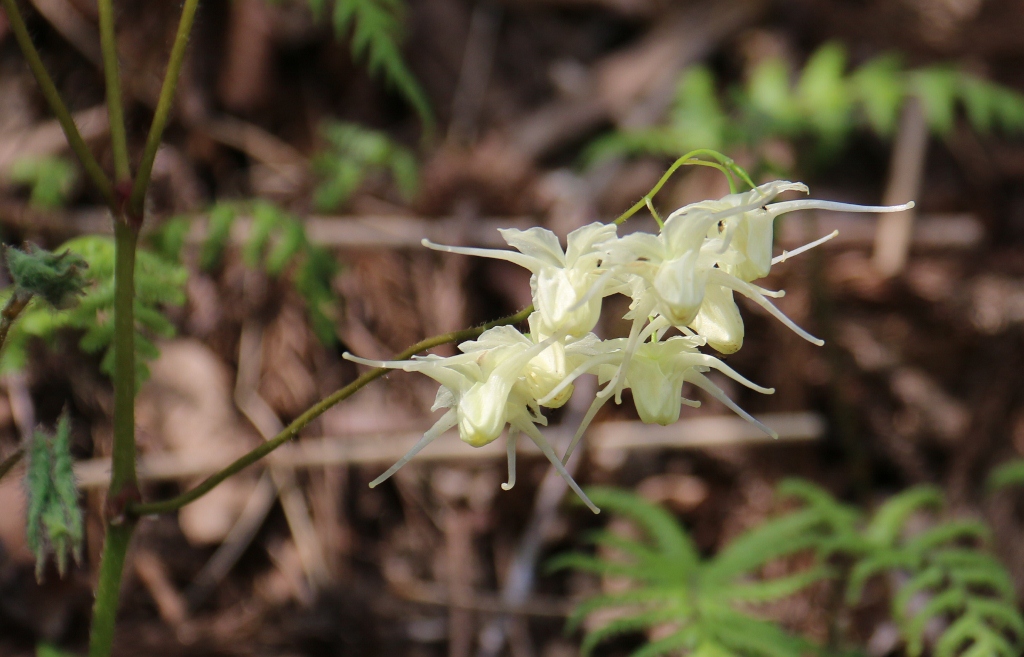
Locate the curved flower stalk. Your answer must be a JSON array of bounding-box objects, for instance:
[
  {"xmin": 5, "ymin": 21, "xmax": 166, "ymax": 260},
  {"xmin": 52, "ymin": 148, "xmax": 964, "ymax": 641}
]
[
  {"xmin": 424, "ymin": 222, "xmax": 618, "ymax": 337},
  {"xmin": 346, "ymin": 171, "xmax": 916, "ymax": 514}
]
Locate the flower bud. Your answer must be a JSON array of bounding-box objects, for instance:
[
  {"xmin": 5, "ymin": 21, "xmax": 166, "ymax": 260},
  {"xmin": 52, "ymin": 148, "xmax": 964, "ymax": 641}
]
[{"xmin": 690, "ymin": 285, "xmax": 744, "ymax": 354}]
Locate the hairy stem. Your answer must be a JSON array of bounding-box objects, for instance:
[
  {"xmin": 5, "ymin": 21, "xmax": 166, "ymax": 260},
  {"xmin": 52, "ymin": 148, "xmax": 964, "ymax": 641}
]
[
  {"xmin": 129, "ymin": 305, "xmax": 534, "ymax": 517},
  {"xmin": 97, "ymin": 0, "xmax": 130, "ymax": 182},
  {"xmin": 128, "ymin": 0, "xmax": 200, "ymax": 218},
  {"xmin": 109, "ymin": 222, "xmax": 138, "ymax": 498},
  {"xmin": 0, "ymin": 446, "xmax": 24, "ymax": 483},
  {"xmin": 0, "ymin": 293, "xmax": 31, "ymax": 356},
  {"xmin": 87, "ymin": 522, "xmax": 134, "ymax": 657},
  {"xmin": 0, "ymin": 0, "xmax": 116, "ymax": 208},
  {"xmin": 85, "ymin": 222, "xmax": 139, "ymax": 657}
]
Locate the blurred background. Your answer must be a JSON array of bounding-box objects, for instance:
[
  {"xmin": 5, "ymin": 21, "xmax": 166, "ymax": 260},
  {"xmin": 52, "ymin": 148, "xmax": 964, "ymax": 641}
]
[{"xmin": 2, "ymin": 0, "xmax": 1024, "ymax": 655}]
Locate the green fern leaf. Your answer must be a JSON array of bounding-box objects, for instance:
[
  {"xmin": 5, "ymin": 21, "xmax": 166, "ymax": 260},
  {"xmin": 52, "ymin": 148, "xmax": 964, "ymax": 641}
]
[
  {"xmin": 629, "ymin": 628, "xmax": 699, "ymax": 657},
  {"xmin": 893, "ymin": 566, "xmax": 946, "ymax": 622},
  {"xmin": 566, "ymin": 587, "xmax": 685, "ymax": 633},
  {"xmin": 850, "ymin": 54, "xmax": 906, "ymax": 136},
  {"xmin": 312, "ymin": 121, "xmax": 419, "ymax": 211},
  {"xmin": 986, "ymin": 459, "xmax": 1024, "ymax": 492},
  {"xmin": 585, "ymin": 487, "xmax": 700, "ymax": 567},
  {"xmin": 580, "ymin": 608, "xmax": 684, "ymax": 656},
  {"xmin": 795, "ymin": 42, "xmax": 854, "ymax": 147},
  {"xmin": 906, "ymin": 520, "xmax": 991, "ymax": 555},
  {"xmin": 705, "ymin": 509, "xmax": 824, "ymax": 582},
  {"xmin": 199, "ymin": 203, "xmax": 237, "ymax": 271},
  {"xmin": 9, "ymin": 156, "xmax": 77, "ymax": 210},
  {"xmin": 864, "ymin": 486, "xmax": 944, "ymax": 547},
  {"xmin": 847, "ymin": 549, "xmax": 921, "ymax": 604},
  {"xmin": 905, "ymin": 588, "xmax": 969, "ymax": 656},
  {"xmin": 716, "ymin": 566, "xmax": 831, "ymax": 603},
  {"xmin": 706, "ymin": 608, "xmax": 810, "ymax": 657},
  {"xmin": 910, "ymin": 68, "xmax": 960, "ymax": 135},
  {"xmin": 330, "ymin": 0, "xmax": 433, "ymax": 128},
  {"xmin": 964, "ymin": 598, "xmax": 1024, "ymax": 639}
]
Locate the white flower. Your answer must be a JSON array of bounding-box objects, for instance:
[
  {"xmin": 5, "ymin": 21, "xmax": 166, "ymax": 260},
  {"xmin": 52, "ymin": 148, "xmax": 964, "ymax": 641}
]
[
  {"xmin": 344, "ymin": 322, "xmax": 600, "ymax": 512},
  {"xmin": 424, "ymin": 222, "xmax": 618, "ymax": 337}
]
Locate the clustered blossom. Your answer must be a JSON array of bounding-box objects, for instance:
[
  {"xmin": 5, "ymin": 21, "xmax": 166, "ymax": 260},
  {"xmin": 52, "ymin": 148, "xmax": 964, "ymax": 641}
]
[{"xmin": 345, "ymin": 181, "xmax": 912, "ymax": 513}]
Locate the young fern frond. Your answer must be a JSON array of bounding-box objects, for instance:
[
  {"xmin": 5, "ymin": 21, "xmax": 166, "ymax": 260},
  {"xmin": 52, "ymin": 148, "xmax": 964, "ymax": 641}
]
[
  {"xmin": 782, "ymin": 481, "xmax": 1024, "ymax": 657},
  {"xmin": 588, "ymin": 40, "xmax": 1024, "ymax": 170},
  {"xmin": 556, "ymin": 488, "xmax": 823, "ymax": 656},
  {"xmin": 304, "ymin": 0, "xmax": 432, "ymax": 127},
  {"xmin": 152, "ymin": 201, "xmax": 341, "ymax": 346},
  {"xmin": 312, "ymin": 121, "xmax": 418, "ymax": 212},
  {"xmin": 1, "ymin": 236, "xmax": 187, "ymax": 386},
  {"xmin": 986, "ymin": 458, "xmax": 1024, "ymax": 491},
  {"xmin": 9, "ymin": 155, "xmax": 77, "ymax": 210},
  {"xmin": 24, "ymin": 412, "xmax": 82, "ymax": 581},
  {"xmin": 863, "ymin": 485, "xmax": 944, "ymax": 546}
]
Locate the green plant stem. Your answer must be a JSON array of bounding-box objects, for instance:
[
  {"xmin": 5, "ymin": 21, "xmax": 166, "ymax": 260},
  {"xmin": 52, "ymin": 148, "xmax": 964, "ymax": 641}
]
[
  {"xmin": 85, "ymin": 216, "xmax": 141, "ymax": 657},
  {"xmin": 87, "ymin": 521, "xmax": 134, "ymax": 657},
  {"xmin": 613, "ymin": 149, "xmax": 755, "ymax": 226},
  {"xmin": 0, "ymin": 0, "xmax": 116, "ymax": 209},
  {"xmin": 0, "ymin": 447, "xmax": 24, "ymax": 483},
  {"xmin": 129, "ymin": 305, "xmax": 535, "ymax": 517},
  {"xmin": 128, "ymin": 0, "xmax": 200, "ymax": 218},
  {"xmin": 109, "ymin": 222, "xmax": 138, "ymax": 497},
  {"xmin": 97, "ymin": 0, "xmax": 130, "ymax": 182},
  {"xmin": 0, "ymin": 292, "xmax": 31, "ymax": 355}
]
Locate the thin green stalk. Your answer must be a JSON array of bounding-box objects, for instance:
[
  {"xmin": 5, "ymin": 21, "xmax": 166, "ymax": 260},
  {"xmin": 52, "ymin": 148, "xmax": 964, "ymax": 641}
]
[
  {"xmin": 109, "ymin": 222, "xmax": 138, "ymax": 498},
  {"xmin": 0, "ymin": 447, "xmax": 24, "ymax": 483},
  {"xmin": 0, "ymin": 0, "xmax": 116, "ymax": 209},
  {"xmin": 85, "ymin": 215, "xmax": 140, "ymax": 657},
  {"xmin": 128, "ymin": 305, "xmax": 535, "ymax": 517},
  {"xmin": 128, "ymin": 0, "xmax": 200, "ymax": 218},
  {"xmin": 87, "ymin": 522, "xmax": 134, "ymax": 657},
  {"xmin": 613, "ymin": 149, "xmax": 755, "ymax": 226},
  {"xmin": 97, "ymin": 0, "xmax": 130, "ymax": 182}
]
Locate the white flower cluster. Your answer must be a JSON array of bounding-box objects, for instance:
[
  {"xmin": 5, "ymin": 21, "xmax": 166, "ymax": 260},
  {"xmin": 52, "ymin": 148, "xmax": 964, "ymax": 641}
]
[{"xmin": 345, "ymin": 181, "xmax": 912, "ymax": 513}]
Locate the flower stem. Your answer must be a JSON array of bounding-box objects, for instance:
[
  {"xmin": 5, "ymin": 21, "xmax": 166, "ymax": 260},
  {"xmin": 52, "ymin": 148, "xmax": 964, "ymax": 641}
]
[
  {"xmin": 0, "ymin": 0, "xmax": 116, "ymax": 209},
  {"xmin": 128, "ymin": 0, "xmax": 201, "ymax": 219},
  {"xmin": 613, "ymin": 149, "xmax": 755, "ymax": 226},
  {"xmin": 84, "ymin": 221, "xmax": 140, "ymax": 657},
  {"xmin": 97, "ymin": 0, "xmax": 130, "ymax": 183},
  {"xmin": 87, "ymin": 521, "xmax": 134, "ymax": 657},
  {"xmin": 128, "ymin": 305, "xmax": 535, "ymax": 517}
]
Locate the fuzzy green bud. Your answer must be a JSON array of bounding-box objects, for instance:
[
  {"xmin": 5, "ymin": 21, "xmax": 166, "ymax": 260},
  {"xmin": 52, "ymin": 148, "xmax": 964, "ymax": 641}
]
[
  {"xmin": 6, "ymin": 243, "xmax": 89, "ymax": 309},
  {"xmin": 23, "ymin": 411, "xmax": 82, "ymax": 581}
]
